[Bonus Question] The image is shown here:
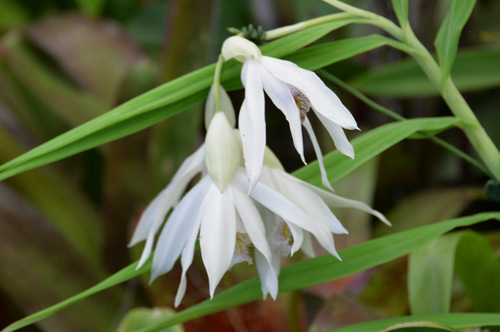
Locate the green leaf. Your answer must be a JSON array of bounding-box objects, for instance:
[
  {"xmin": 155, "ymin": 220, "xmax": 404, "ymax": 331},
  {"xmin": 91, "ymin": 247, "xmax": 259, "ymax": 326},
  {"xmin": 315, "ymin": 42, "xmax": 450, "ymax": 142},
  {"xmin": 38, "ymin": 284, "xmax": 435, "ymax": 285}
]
[
  {"xmin": 350, "ymin": 47, "xmax": 500, "ymax": 97},
  {"xmin": 4, "ymin": 211, "xmax": 498, "ymax": 332},
  {"xmin": 332, "ymin": 313, "xmax": 500, "ymax": 332},
  {"xmin": 117, "ymin": 308, "xmax": 183, "ymax": 332},
  {"xmin": 392, "ymin": 0, "xmax": 409, "ymax": 27},
  {"xmin": 2, "ymin": 260, "xmax": 152, "ymax": 332},
  {"xmin": 294, "ymin": 117, "xmax": 459, "ymax": 187},
  {"xmin": 0, "ymin": 22, "xmax": 383, "ymax": 182},
  {"xmin": 434, "ymin": 0, "xmax": 476, "ymax": 80},
  {"xmin": 75, "ymin": 0, "xmax": 105, "ymax": 16},
  {"xmin": 0, "ymin": 0, "xmax": 30, "ymax": 30},
  {"xmin": 409, "ymin": 231, "xmax": 500, "ymax": 315}
]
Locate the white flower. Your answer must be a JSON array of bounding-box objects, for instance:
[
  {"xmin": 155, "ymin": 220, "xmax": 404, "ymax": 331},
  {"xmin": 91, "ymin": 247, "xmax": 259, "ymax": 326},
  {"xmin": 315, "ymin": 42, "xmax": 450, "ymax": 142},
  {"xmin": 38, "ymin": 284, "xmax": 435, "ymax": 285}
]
[{"xmin": 222, "ymin": 36, "xmax": 358, "ymax": 191}]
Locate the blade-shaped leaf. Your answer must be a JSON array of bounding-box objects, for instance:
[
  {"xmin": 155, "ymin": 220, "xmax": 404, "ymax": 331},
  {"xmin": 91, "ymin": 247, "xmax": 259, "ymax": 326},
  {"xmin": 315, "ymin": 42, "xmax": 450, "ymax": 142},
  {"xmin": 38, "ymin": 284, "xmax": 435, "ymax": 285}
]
[
  {"xmin": 5, "ymin": 212, "xmax": 499, "ymax": 332},
  {"xmin": 333, "ymin": 313, "xmax": 500, "ymax": 332},
  {"xmin": 392, "ymin": 0, "xmax": 409, "ymax": 27},
  {"xmin": 434, "ymin": 0, "xmax": 476, "ymax": 80},
  {"xmin": 294, "ymin": 117, "xmax": 459, "ymax": 187}
]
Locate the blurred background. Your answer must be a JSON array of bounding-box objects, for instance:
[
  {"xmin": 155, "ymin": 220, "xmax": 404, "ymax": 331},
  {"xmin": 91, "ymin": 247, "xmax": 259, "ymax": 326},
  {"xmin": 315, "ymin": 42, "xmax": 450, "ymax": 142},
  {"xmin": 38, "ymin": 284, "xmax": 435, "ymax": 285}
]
[{"xmin": 1, "ymin": 0, "xmax": 500, "ymax": 331}]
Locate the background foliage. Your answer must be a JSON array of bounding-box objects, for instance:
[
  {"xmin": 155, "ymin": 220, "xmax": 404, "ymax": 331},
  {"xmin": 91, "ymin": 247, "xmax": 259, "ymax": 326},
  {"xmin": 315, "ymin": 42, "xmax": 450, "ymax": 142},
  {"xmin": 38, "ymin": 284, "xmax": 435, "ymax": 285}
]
[{"xmin": 0, "ymin": 0, "xmax": 500, "ymax": 331}]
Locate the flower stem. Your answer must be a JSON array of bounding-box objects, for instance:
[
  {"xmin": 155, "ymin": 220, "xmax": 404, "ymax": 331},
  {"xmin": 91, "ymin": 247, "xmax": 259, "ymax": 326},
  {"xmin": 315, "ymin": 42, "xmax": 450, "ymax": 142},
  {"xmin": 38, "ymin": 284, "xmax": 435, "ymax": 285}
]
[
  {"xmin": 212, "ymin": 54, "xmax": 225, "ymax": 113},
  {"xmin": 401, "ymin": 27, "xmax": 500, "ymax": 180}
]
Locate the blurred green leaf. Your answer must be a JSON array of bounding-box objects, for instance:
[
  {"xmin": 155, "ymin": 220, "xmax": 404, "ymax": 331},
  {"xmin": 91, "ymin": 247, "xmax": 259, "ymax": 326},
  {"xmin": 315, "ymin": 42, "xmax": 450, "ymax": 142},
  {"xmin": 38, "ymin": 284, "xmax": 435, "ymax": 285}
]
[
  {"xmin": 333, "ymin": 313, "xmax": 500, "ymax": 332},
  {"xmin": 26, "ymin": 13, "xmax": 145, "ymax": 108},
  {"xmin": 294, "ymin": 117, "xmax": 459, "ymax": 188},
  {"xmin": 4, "ymin": 207, "xmax": 498, "ymax": 329},
  {"xmin": 75, "ymin": 0, "xmax": 105, "ymax": 17},
  {"xmin": 350, "ymin": 47, "xmax": 500, "ymax": 97},
  {"xmin": 117, "ymin": 308, "xmax": 183, "ymax": 332},
  {"xmin": 392, "ymin": 0, "xmax": 409, "ymax": 27},
  {"xmin": 434, "ymin": 0, "xmax": 476, "ymax": 80},
  {"xmin": 409, "ymin": 231, "xmax": 500, "ymax": 316},
  {"xmin": 384, "ymin": 321, "xmax": 458, "ymax": 332},
  {"xmin": 0, "ymin": 186, "xmax": 118, "ymax": 331},
  {"xmin": 0, "ymin": 0, "xmax": 30, "ymax": 30}
]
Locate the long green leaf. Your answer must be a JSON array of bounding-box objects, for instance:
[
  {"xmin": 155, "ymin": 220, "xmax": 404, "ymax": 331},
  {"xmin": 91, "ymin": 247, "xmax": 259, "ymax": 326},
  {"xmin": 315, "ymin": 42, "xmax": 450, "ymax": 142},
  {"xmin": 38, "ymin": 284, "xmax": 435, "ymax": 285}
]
[
  {"xmin": 4, "ymin": 212, "xmax": 498, "ymax": 332},
  {"xmin": 434, "ymin": 0, "xmax": 476, "ymax": 80},
  {"xmin": 409, "ymin": 231, "xmax": 500, "ymax": 315},
  {"xmin": 0, "ymin": 20, "xmax": 359, "ymax": 181},
  {"xmin": 333, "ymin": 313, "xmax": 500, "ymax": 332},
  {"xmin": 350, "ymin": 47, "xmax": 500, "ymax": 97},
  {"xmin": 294, "ymin": 117, "xmax": 459, "ymax": 187},
  {"xmin": 391, "ymin": 0, "xmax": 409, "ymax": 27}
]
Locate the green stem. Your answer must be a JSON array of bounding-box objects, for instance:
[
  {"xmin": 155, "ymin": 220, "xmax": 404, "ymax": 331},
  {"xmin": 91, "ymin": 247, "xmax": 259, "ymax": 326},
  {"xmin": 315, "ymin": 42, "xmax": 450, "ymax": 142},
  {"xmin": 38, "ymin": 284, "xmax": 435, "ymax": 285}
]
[
  {"xmin": 401, "ymin": 27, "xmax": 500, "ymax": 179},
  {"xmin": 318, "ymin": 70, "xmax": 494, "ymax": 178},
  {"xmin": 265, "ymin": 13, "xmax": 354, "ymax": 40},
  {"xmin": 212, "ymin": 54, "xmax": 225, "ymax": 113}
]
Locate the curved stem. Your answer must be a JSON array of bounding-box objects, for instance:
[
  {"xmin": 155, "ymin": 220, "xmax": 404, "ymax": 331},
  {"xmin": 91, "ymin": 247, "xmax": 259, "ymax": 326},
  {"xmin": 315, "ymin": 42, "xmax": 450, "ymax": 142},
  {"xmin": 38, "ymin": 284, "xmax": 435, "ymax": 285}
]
[{"xmin": 212, "ymin": 54, "xmax": 225, "ymax": 113}]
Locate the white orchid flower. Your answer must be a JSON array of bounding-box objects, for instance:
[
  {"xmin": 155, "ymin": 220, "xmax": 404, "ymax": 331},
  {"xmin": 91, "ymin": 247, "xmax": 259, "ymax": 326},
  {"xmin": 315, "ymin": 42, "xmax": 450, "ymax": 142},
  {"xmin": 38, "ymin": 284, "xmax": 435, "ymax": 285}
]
[{"xmin": 222, "ymin": 36, "xmax": 358, "ymax": 191}]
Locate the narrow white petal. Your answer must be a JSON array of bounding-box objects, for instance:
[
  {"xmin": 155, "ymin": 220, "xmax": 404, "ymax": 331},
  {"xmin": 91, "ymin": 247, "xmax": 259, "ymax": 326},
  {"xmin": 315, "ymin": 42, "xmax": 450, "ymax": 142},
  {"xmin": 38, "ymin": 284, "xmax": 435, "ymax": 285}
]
[
  {"xmin": 302, "ymin": 117, "xmax": 334, "ymax": 192},
  {"xmin": 316, "ymin": 112, "xmax": 354, "ymax": 159},
  {"xmin": 255, "ymin": 249, "xmax": 279, "ymax": 300},
  {"xmin": 305, "ymin": 183, "xmax": 391, "ymax": 226},
  {"xmin": 258, "ymin": 65, "xmax": 305, "ymax": 164},
  {"xmin": 260, "ymin": 56, "xmax": 357, "ymax": 130},
  {"xmin": 129, "ymin": 146, "xmax": 205, "ymax": 247},
  {"xmin": 240, "ymin": 59, "xmax": 266, "ymax": 190},
  {"xmin": 233, "ymin": 186, "xmax": 273, "ymax": 263},
  {"xmin": 174, "ymin": 205, "xmax": 203, "ymax": 307},
  {"xmin": 200, "ymin": 184, "xmax": 237, "ymax": 298},
  {"xmin": 150, "ymin": 176, "xmax": 211, "ymax": 282},
  {"xmin": 287, "ymin": 222, "xmax": 304, "ymax": 255},
  {"xmin": 301, "ymin": 231, "xmax": 316, "ymax": 258}
]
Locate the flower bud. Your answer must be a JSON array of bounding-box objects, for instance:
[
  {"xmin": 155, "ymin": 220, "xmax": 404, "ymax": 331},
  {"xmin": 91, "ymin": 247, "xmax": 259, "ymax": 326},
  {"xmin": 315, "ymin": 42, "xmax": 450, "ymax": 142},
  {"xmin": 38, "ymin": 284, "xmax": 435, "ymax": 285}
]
[
  {"xmin": 221, "ymin": 36, "xmax": 262, "ymax": 62},
  {"xmin": 205, "ymin": 84, "xmax": 236, "ymax": 130},
  {"xmin": 205, "ymin": 113, "xmax": 242, "ymax": 191}
]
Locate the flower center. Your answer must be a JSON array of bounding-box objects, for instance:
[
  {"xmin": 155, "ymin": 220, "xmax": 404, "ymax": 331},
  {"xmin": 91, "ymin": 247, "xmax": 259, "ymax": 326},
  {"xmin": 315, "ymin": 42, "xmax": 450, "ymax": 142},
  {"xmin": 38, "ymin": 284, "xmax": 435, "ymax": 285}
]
[
  {"xmin": 290, "ymin": 87, "xmax": 311, "ymax": 122},
  {"xmin": 231, "ymin": 232, "xmax": 253, "ymax": 267}
]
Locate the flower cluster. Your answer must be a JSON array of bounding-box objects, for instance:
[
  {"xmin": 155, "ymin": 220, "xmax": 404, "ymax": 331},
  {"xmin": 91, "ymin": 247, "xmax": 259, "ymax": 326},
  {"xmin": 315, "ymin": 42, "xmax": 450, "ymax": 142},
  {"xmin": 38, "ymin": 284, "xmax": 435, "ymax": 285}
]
[{"xmin": 130, "ymin": 36, "xmax": 389, "ymax": 306}]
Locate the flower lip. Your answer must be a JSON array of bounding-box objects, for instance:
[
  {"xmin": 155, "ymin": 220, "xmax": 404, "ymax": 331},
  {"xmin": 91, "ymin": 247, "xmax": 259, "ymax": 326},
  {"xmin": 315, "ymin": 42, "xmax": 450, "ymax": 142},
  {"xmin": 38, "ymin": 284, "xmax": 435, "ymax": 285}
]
[{"xmin": 222, "ymin": 36, "xmax": 262, "ymax": 62}]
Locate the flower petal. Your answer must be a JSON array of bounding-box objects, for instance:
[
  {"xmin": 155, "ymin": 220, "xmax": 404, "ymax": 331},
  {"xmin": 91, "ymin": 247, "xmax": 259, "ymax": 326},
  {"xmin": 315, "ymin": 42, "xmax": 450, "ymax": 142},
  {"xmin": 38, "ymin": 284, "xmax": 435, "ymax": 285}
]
[
  {"xmin": 240, "ymin": 59, "xmax": 266, "ymax": 190},
  {"xmin": 304, "ymin": 183, "xmax": 391, "ymax": 226},
  {"xmin": 174, "ymin": 204, "xmax": 203, "ymax": 307},
  {"xmin": 255, "ymin": 249, "xmax": 279, "ymax": 300},
  {"xmin": 150, "ymin": 176, "xmax": 211, "ymax": 281},
  {"xmin": 233, "ymin": 185, "xmax": 272, "ymax": 264},
  {"xmin": 222, "ymin": 36, "xmax": 262, "ymax": 62},
  {"xmin": 258, "ymin": 65, "xmax": 305, "ymax": 164},
  {"xmin": 316, "ymin": 112, "xmax": 354, "ymax": 159},
  {"xmin": 302, "ymin": 117, "xmax": 334, "ymax": 192},
  {"xmin": 200, "ymin": 183, "xmax": 237, "ymax": 298},
  {"xmin": 260, "ymin": 56, "xmax": 357, "ymax": 130},
  {"xmin": 205, "ymin": 84, "xmax": 236, "ymax": 129}
]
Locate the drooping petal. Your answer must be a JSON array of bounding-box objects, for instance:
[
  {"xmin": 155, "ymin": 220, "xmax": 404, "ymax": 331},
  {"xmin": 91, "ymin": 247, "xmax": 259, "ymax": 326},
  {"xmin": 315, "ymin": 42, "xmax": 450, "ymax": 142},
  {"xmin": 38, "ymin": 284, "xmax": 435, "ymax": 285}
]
[
  {"xmin": 205, "ymin": 112, "xmax": 241, "ymax": 191},
  {"xmin": 301, "ymin": 231, "xmax": 316, "ymax": 258},
  {"xmin": 303, "ymin": 182, "xmax": 391, "ymax": 226},
  {"xmin": 150, "ymin": 176, "xmax": 211, "ymax": 281},
  {"xmin": 130, "ymin": 145, "xmax": 205, "ymax": 267},
  {"xmin": 259, "ymin": 65, "xmax": 305, "ymax": 164},
  {"xmin": 174, "ymin": 204, "xmax": 203, "ymax": 307},
  {"xmin": 233, "ymin": 171, "xmax": 339, "ymax": 258},
  {"xmin": 200, "ymin": 183, "xmax": 237, "ymax": 298},
  {"xmin": 265, "ymin": 168, "xmax": 348, "ymax": 235},
  {"xmin": 316, "ymin": 112, "xmax": 354, "ymax": 159},
  {"xmin": 233, "ymin": 185, "xmax": 273, "ymax": 264},
  {"xmin": 255, "ymin": 249, "xmax": 279, "ymax": 300},
  {"xmin": 302, "ymin": 117, "xmax": 334, "ymax": 192},
  {"xmin": 240, "ymin": 59, "xmax": 266, "ymax": 190},
  {"xmin": 222, "ymin": 36, "xmax": 262, "ymax": 63},
  {"xmin": 260, "ymin": 56, "xmax": 357, "ymax": 130}
]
